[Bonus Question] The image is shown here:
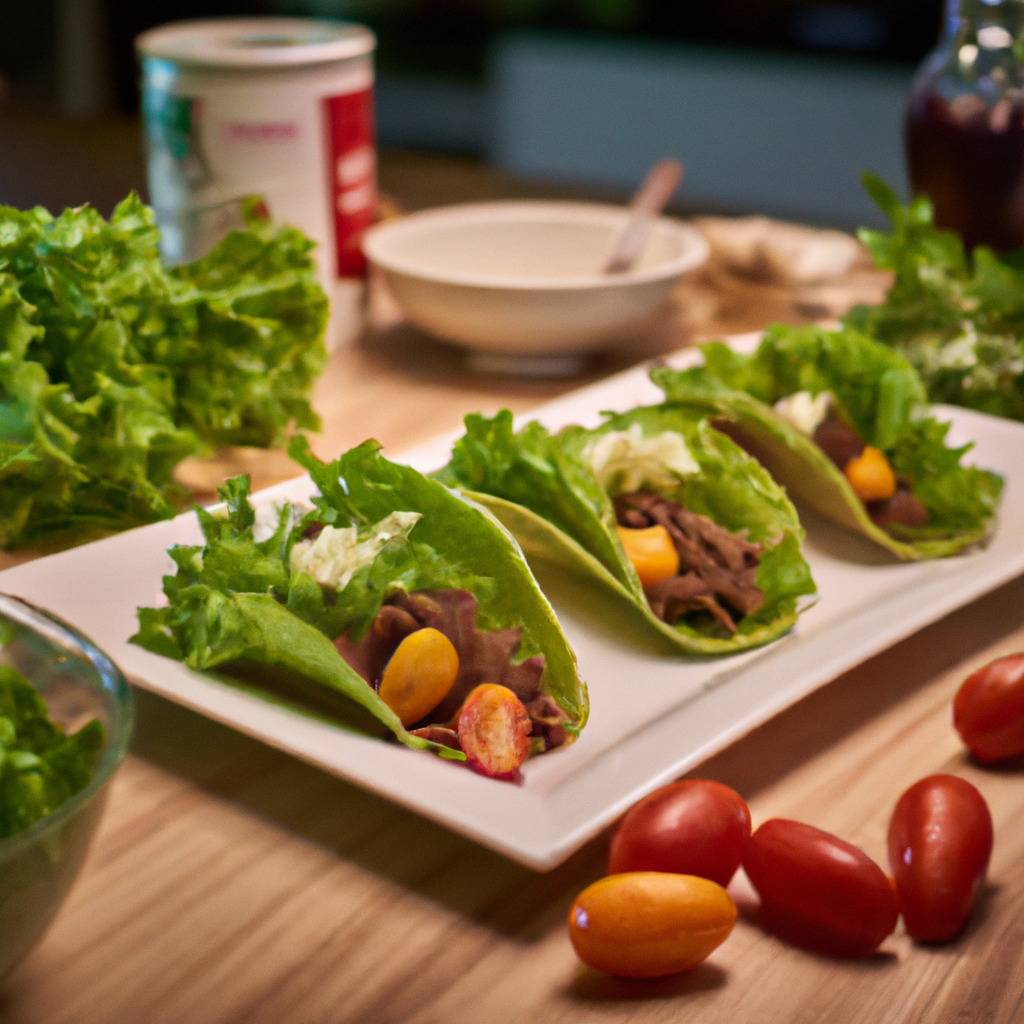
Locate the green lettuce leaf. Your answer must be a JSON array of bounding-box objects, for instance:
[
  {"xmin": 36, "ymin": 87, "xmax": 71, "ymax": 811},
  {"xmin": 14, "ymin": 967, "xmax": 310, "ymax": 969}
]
[
  {"xmin": 132, "ymin": 440, "xmax": 588, "ymax": 753},
  {"xmin": 847, "ymin": 173, "xmax": 1024, "ymax": 421},
  {"xmin": 439, "ymin": 407, "xmax": 816, "ymax": 655},
  {"xmin": 0, "ymin": 195, "xmax": 327, "ymax": 550},
  {"xmin": 0, "ymin": 665, "xmax": 104, "ymax": 838},
  {"xmin": 652, "ymin": 325, "xmax": 1003, "ymax": 559}
]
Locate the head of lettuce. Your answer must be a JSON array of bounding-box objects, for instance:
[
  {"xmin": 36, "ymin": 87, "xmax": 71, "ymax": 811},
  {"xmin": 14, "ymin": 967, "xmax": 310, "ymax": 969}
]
[
  {"xmin": 435, "ymin": 404, "xmax": 816, "ymax": 656},
  {"xmin": 651, "ymin": 325, "xmax": 1004, "ymax": 561},
  {"xmin": 132, "ymin": 438, "xmax": 588, "ymax": 780}
]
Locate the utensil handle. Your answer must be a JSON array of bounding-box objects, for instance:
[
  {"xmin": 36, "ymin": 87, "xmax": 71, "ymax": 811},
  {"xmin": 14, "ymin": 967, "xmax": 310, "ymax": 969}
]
[{"xmin": 603, "ymin": 158, "xmax": 685, "ymax": 274}]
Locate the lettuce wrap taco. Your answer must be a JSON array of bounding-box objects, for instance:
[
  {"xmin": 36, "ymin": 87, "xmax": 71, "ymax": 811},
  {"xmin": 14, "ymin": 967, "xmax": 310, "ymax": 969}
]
[
  {"xmin": 436, "ymin": 405, "xmax": 816, "ymax": 655},
  {"xmin": 133, "ymin": 438, "xmax": 587, "ymax": 781},
  {"xmin": 651, "ymin": 325, "xmax": 1004, "ymax": 560}
]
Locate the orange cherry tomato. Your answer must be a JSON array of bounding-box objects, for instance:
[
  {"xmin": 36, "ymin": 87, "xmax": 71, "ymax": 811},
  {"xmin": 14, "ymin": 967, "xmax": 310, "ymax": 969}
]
[
  {"xmin": 844, "ymin": 446, "xmax": 896, "ymax": 502},
  {"xmin": 568, "ymin": 872, "xmax": 736, "ymax": 978},
  {"xmin": 378, "ymin": 627, "xmax": 459, "ymax": 726},
  {"xmin": 887, "ymin": 774, "xmax": 993, "ymax": 943},
  {"xmin": 954, "ymin": 653, "xmax": 1024, "ymax": 763},
  {"xmin": 743, "ymin": 819, "xmax": 898, "ymax": 957},
  {"xmin": 609, "ymin": 780, "xmax": 751, "ymax": 886},
  {"xmin": 616, "ymin": 525, "xmax": 680, "ymax": 587}
]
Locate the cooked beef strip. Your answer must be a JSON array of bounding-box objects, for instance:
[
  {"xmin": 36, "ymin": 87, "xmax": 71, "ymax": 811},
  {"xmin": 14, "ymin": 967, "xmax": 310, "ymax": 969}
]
[
  {"xmin": 809, "ymin": 413, "xmax": 930, "ymax": 529},
  {"xmin": 526, "ymin": 694, "xmax": 573, "ymax": 751},
  {"xmin": 333, "ymin": 603, "xmax": 419, "ymax": 685},
  {"xmin": 645, "ymin": 573, "xmax": 738, "ymax": 633},
  {"xmin": 615, "ymin": 492, "xmax": 765, "ymax": 632},
  {"xmin": 334, "ymin": 588, "xmax": 561, "ymax": 748},
  {"xmin": 868, "ymin": 486, "xmax": 930, "ymax": 529},
  {"xmin": 812, "ymin": 413, "xmax": 865, "ymax": 469},
  {"xmin": 301, "ymin": 520, "xmax": 327, "ymax": 541},
  {"xmin": 409, "ymin": 726, "xmax": 461, "ymax": 749},
  {"xmin": 391, "ymin": 590, "xmax": 546, "ymax": 721}
]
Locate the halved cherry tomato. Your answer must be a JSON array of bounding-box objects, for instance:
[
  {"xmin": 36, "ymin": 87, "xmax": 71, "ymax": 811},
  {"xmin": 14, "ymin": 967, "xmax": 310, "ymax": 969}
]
[
  {"xmin": 456, "ymin": 683, "xmax": 531, "ymax": 780},
  {"xmin": 953, "ymin": 653, "xmax": 1024, "ymax": 763},
  {"xmin": 887, "ymin": 774, "xmax": 993, "ymax": 943},
  {"xmin": 608, "ymin": 780, "xmax": 751, "ymax": 886},
  {"xmin": 743, "ymin": 819, "xmax": 898, "ymax": 957}
]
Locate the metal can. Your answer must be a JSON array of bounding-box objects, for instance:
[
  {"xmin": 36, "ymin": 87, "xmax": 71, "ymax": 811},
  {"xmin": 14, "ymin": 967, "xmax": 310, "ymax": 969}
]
[{"xmin": 137, "ymin": 18, "xmax": 377, "ymax": 347}]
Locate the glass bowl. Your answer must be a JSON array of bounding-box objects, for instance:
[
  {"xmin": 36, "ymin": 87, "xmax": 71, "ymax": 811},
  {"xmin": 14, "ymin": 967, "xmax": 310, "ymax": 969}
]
[{"xmin": 0, "ymin": 593, "xmax": 133, "ymax": 978}]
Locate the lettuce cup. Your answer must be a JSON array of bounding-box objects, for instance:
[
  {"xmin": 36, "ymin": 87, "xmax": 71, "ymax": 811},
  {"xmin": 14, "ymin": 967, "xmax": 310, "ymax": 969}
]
[
  {"xmin": 437, "ymin": 405, "xmax": 816, "ymax": 655},
  {"xmin": 652, "ymin": 325, "xmax": 1003, "ymax": 560},
  {"xmin": 133, "ymin": 438, "xmax": 588, "ymax": 782}
]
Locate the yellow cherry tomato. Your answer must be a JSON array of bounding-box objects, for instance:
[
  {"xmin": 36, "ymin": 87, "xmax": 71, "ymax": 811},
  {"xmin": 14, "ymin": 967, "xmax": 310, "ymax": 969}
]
[
  {"xmin": 617, "ymin": 525, "xmax": 680, "ymax": 587},
  {"xmin": 379, "ymin": 627, "xmax": 459, "ymax": 725},
  {"xmin": 567, "ymin": 872, "xmax": 737, "ymax": 978},
  {"xmin": 844, "ymin": 446, "xmax": 896, "ymax": 502}
]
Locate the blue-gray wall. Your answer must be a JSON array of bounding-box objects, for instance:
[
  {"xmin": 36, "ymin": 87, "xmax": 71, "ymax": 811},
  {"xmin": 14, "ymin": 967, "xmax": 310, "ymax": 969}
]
[{"xmin": 378, "ymin": 31, "xmax": 913, "ymax": 228}]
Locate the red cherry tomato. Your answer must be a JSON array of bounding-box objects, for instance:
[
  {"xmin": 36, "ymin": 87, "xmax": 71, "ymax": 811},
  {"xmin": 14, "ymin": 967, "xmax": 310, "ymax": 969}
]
[
  {"xmin": 954, "ymin": 653, "xmax": 1024, "ymax": 763},
  {"xmin": 608, "ymin": 780, "xmax": 751, "ymax": 886},
  {"xmin": 887, "ymin": 774, "xmax": 993, "ymax": 943},
  {"xmin": 743, "ymin": 819, "xmax": 898, "ymax": 957}
]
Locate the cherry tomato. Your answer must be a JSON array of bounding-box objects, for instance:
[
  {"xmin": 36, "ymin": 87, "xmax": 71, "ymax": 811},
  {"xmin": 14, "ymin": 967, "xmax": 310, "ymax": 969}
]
[
  {"xmin": 568, "ymin": 872, "xmax": 737, "ymax": 978},
  {"xmin": 953, "ymin": 653, "xmax": 1024, "ymax": 763},
  {"xmin": 887, "ymin": 774, "xmax": 993, "ymax": 943},
  {"xmin": 743, "ymin": 819, "xmax": 898, "ymax": 957},
  {"xmin": 608, "ymin": 780, "xmax": 751, "ymax": 886}
]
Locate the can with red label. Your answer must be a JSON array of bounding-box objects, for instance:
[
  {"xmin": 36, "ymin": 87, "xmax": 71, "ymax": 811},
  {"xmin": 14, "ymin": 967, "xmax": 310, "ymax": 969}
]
[{"xmin": 137, "ymin": 18, "xmax": 377, "ymax": 347}]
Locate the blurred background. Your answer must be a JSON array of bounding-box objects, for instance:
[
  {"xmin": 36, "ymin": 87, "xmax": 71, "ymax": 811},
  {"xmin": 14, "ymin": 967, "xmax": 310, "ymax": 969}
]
[{"xmin": 2, "ymin": 0, "xmax": 939, "ymax": 225}]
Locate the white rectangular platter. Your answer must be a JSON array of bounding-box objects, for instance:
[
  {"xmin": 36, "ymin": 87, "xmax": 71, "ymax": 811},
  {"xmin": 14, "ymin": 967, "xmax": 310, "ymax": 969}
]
[{"xmin": 2, "ymin": 334, "xmax": 1022, "ymax": 870}]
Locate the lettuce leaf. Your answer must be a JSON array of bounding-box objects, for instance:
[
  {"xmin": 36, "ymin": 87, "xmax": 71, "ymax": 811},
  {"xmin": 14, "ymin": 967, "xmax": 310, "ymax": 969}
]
[
  {"xmin": 847, "ymin": 173, "xmax": 1024, "ymax": 421},
  {"xmin": 132, "ymin": 440, "xmax": 588, "ymax": 751},
  {"xmin": 0, "ymin": 195, "xmax": 327, "ymax": 549},
  {"xmin": 434, "ymin": 411, "xmax": 629, "ymax": 594},
  {"xmin": 652, "ymin": 325, "xmax": 1003, "ymax": 559},
  {"xmin": 439, "ymin": 407, "xmax": 815, "ymax": 655},
  {"xmin": 0, "ymin": 665, "xmax": 104, "ymax": 838}
]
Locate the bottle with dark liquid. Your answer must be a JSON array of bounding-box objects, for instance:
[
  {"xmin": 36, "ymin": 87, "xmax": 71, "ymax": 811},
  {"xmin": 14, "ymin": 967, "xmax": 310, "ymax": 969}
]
[{"xmin": 906, "ymin": 0, "xmax": 1024, "ymax": 251}]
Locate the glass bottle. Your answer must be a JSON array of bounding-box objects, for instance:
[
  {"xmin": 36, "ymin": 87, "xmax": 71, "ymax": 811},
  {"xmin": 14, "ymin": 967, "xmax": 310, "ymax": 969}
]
[{"xmin": 906, "ymin": 0, "xmax": 1024, "ymax": 250}]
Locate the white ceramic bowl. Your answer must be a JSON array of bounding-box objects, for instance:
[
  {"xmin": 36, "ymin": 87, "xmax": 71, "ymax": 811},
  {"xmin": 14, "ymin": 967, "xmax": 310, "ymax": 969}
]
[{"xmin": 363, "ymin": 200, "xmax": 708, "ymax": 370}]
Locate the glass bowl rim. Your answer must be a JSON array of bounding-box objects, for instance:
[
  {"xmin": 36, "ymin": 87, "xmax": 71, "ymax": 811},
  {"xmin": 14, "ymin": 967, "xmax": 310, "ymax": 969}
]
[{"xmin": 0, "ymin": 593, "xmax": 134, "ymax": 857}]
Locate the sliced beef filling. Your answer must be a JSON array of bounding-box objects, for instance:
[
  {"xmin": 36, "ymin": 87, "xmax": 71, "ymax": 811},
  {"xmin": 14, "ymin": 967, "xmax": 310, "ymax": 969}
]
[
  {"xmin": 811, "ymin": 413, "xmax": 929, "ymax": 529},
  {"xmin": 615, "ymin": 492, "xmax": 764, "ymax": 634},
  {"xmin": 334, "ymin": 588, "xmax": 570, "ymax": 751}
]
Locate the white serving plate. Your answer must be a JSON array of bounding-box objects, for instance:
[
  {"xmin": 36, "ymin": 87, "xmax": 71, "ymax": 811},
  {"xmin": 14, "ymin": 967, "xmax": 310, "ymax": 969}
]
[{"xmin": 2, "ymin": 335, "xmax": 1022, "ymax": 870}]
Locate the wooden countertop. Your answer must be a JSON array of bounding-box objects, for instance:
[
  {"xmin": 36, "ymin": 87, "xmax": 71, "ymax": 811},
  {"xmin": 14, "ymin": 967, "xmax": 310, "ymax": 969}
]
[{"xmin": 1, "ymin": 185, "xmax": 1022, "ymax": 1024}]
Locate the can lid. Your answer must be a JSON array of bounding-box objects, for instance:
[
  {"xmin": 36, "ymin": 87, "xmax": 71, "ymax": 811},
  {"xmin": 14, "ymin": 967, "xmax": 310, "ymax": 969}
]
[{"xmin": 136, "ymin": 17, "xmax": 375, "ymax": 68}]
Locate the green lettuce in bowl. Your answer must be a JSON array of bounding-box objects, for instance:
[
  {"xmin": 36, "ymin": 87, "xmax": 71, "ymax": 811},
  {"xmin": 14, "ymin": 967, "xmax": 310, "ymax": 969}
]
[{"xmin": 0, "ymin": 595, "xmax": 132, "ymax": 978}]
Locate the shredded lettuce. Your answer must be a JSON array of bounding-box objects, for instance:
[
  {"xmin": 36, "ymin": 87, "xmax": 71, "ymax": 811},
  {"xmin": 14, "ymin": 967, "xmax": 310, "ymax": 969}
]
[
  {"xmin": 847, "ymin": 173, "xmax": 1024, "ymax": 421},
  {"xmin": 0, "ymin": 194, "xmax": 327, "ymax": 549}
]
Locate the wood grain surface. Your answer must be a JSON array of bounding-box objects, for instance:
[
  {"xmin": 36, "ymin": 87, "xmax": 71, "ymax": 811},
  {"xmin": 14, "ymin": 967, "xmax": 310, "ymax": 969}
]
[{"xmin": 1, "ymin": 158, "xmax": 1021, "ymax": 1023}]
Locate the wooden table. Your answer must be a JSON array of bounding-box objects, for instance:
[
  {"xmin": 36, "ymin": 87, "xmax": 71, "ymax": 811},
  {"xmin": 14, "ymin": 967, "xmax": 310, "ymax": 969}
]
[{"xmin": 1, "ymin": 194, "xmax": 1022, "ymax": 1024}]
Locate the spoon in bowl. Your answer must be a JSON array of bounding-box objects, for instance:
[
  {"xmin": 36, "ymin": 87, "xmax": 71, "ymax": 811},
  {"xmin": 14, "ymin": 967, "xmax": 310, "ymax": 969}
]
[{"xmin": 603, "ymin": 158, "xmax": 685, "ymax": 274}]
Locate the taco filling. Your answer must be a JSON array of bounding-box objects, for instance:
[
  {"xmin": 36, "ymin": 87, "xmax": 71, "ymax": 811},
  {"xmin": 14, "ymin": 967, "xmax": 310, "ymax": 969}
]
[
  {"xmin": 614, "ymin": 492, "xmax": 763, "ymax": 633},
  {"xmin": 133, "ymin": 439, "xmax": 587, "ymax": 783},
  {"xmin": 651, "ymin": 325, "xmax": 1004, "ymax": 561},
  {"xmin": 437, "ymin": 406, "xmax": 815, "ymax": 655},
  {"xmin": 773, "ymin": 392, "xmax": 930, "ymax": 532},
  {"xmin": 332, "ymin": 587, "xmax": 571, "ymax": 753}
]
